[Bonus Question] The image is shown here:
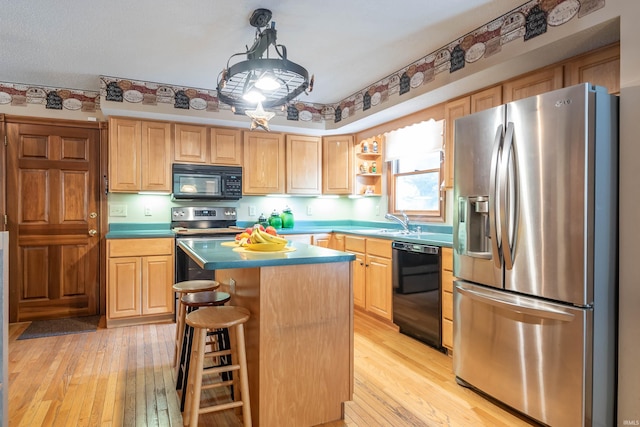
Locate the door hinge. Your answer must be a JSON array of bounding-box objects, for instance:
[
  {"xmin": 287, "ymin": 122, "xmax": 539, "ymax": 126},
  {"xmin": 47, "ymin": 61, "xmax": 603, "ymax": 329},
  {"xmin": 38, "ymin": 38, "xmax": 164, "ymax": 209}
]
[
  {"xmin": 4, "ymin": 135, "xmax": 6, "ymax": 146},
  {"xmin": 4, "ymin": 215, "xmax": 7, "ymax": 226}
]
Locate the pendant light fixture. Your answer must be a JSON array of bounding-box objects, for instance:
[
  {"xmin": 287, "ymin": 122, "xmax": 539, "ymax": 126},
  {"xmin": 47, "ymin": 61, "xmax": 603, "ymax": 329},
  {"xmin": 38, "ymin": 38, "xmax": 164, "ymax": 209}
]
[{"xmin": 216, "ymin": 8, "xmax": 314, "ymax": 129}]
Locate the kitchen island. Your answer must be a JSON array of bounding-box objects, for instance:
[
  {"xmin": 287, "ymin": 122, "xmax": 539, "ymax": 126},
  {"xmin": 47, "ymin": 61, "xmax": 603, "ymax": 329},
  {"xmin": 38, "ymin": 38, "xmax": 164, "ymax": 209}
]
[{"xmin": 177, "ymin": 238, "xmax": 355, "ymax": 427}]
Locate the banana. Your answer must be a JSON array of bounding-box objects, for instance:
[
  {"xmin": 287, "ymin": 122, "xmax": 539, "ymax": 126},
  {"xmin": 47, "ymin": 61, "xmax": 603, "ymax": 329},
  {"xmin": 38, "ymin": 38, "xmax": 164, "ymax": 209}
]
[
  {"xmin": 251, "ymin": 229, "xmax": 266, "ymax": 243},
  {"xmin": 259, "ymin": 229, "xmax": 288, "ymax": 244}
]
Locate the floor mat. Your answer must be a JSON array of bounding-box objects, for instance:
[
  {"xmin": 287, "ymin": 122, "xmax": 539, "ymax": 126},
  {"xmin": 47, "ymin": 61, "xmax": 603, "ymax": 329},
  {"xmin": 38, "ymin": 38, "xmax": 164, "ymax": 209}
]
[{"xmin": 17, "ymin": 315, "xmax": 101, "ymax": 340}]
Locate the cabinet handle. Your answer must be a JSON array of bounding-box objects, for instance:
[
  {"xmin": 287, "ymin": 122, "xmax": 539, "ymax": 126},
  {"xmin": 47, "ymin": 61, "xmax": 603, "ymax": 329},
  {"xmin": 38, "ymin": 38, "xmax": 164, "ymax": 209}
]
[{"xmin": 89, "ymin": 229, "xmax": 97, "ymax": 236}]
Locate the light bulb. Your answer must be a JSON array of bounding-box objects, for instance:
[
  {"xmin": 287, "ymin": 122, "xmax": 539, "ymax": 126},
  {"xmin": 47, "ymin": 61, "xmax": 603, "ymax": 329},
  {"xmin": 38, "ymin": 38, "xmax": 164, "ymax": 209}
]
[
  {"xmin": 255, "ymin": 75, "xmax": 280, "ymax": 91},
  {"xmin": 242, "ymin": 89, "xmax": 266, "ymax": 103}
]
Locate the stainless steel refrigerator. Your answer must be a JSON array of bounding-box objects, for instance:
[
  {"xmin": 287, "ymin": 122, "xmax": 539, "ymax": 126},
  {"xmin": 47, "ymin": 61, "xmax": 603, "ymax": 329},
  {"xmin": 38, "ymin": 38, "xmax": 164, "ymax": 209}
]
[{"xmin": 453, "ymin": 83, "xmax": 617, "ymax": 427}]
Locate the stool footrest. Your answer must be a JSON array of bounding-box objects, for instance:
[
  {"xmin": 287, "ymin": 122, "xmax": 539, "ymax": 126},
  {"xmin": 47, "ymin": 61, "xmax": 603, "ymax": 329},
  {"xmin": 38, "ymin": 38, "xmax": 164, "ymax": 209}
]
[
  {"xmin": 199, "ymin": 400, "xmax": 244, "ymax": 414},
  {"xmin": 202, "ymin": 379, "xmax": 234, "ymax": 390},
  {"xmin": 205, "ymin": 349, "xmax": 232, "ymax": 358},
  {"xmin": 204, "ymin": 364, "xmax": 240, "ymax": 376}
]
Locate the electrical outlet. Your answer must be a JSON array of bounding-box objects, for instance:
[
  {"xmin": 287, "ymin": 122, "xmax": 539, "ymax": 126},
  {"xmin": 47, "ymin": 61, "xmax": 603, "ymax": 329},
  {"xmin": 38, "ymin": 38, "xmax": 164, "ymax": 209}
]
[
  {"xmin": 249, "ymin": 205, "xmax": 256, "ymax": 216},
  {"xmin": 144, "ymin": 206, "xmax": 152, "ymax": 216},
  {"xmin": 307, "ymin": 205, "xmax": 313, "ymax": 216},
  {"xmin": 109, "ymin": 204, "xmax": 127, "ymax": 217},
  {"xmin": 229, "ymin": 278, "xmax": 236, "ymax": 294},
  {"xmin": 376, "ymin": 205, "xmax": 380, "ymax": 216}
]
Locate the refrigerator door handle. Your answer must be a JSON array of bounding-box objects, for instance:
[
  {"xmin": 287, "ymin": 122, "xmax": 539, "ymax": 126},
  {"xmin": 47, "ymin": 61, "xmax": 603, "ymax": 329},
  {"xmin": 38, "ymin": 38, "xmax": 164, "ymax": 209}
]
[
  {"xmin": 489, "ymin": 124, "xmax": 503, "ymax": 269},
  {"xmin": 500, "ymin": 122, "xmax": 516, "ymax": 270},
  {"xmin": 456, "ymin": 285, "xmax": 575, "ymax": 322}
]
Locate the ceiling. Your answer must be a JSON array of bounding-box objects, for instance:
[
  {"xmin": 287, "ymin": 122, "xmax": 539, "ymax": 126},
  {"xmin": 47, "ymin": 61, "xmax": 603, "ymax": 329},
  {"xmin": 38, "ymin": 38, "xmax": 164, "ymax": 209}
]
[
  {"xmin": 0, "ymin": 1, "xmax": 620, "ymax": 133},
  {"xmin": 1, "ymin": 1, "xmax": 528, "ymax": 104}
]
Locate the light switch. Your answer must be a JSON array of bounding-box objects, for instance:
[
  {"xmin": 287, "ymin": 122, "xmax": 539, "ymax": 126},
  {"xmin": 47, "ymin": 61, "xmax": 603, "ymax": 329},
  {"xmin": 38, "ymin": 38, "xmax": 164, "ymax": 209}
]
[
  {"xmin": 249, "ymin": 206, "xmax": 256, "ymax": 216},
  {"xmin": 109, "ymin": 204, "xmax": 127, "ymax": 217}
]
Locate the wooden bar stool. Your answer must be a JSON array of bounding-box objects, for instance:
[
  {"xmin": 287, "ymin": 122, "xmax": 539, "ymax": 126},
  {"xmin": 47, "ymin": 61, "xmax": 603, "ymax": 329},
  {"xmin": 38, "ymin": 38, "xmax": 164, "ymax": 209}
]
[
  {"xmin": 183, "ymin": 306, "xmax": 252, "ymax": 427},
  {"xmin": 173, "ymin": 280, "xmax": 220, "ymax": 366},
  {"xmin": 176, "ymin": 291, "xmax": 231, "ymax": 412}
]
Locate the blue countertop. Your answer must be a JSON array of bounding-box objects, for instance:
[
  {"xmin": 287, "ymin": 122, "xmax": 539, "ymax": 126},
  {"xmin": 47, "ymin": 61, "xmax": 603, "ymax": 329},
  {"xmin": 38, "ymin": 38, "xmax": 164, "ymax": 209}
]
[
  {"xmin": 178, "ymin": 239, "xmax": 355, "ymax": 269},
  {"xmin": 107, "ymin": 221, "xmax": 453, "ymax": 247}
]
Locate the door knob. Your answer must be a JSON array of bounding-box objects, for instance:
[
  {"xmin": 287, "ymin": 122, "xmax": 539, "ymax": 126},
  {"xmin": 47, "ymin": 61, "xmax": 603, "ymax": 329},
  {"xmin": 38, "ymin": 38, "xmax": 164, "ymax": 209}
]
[
  {"xmin": 89, "ymin": 229, "xmax": 97, "ymax": 236},
  {"xmin": 89, "ymin": 212, "xmax": 98, "ymax": 219}
]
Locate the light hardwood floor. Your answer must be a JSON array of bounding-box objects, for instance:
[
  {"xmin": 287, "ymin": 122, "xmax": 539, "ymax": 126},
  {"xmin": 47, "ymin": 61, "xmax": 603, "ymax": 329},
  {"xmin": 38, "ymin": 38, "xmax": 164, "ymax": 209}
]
[{"xmin": 8, "ymin": 311, "xmax": 538, "ymax": 426}]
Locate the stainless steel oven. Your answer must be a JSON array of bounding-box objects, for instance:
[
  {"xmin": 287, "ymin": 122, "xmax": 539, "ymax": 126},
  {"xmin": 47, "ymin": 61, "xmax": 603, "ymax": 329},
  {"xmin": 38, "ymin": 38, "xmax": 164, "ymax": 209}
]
[
  {"xmin": 172, "ymin": 206, "xmax": 239, "ymax": 283},
  {"xmin": 392, "ymin": 241, "xmax": 443, "ymax": 351}
]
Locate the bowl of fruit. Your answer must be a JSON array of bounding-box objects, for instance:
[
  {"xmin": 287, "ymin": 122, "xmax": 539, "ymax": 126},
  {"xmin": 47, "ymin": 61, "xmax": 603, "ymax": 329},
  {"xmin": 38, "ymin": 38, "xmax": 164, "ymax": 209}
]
[{"xmin": 235, "ymin": 225, "xmax": 288, "ymax": 251}]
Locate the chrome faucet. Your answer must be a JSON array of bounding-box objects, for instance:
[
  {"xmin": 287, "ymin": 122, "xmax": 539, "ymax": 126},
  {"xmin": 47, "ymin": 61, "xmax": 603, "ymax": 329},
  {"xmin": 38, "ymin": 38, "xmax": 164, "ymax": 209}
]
[{"xmin": 385, "ymin": 211, "xmax": 410, "ymax": 232}]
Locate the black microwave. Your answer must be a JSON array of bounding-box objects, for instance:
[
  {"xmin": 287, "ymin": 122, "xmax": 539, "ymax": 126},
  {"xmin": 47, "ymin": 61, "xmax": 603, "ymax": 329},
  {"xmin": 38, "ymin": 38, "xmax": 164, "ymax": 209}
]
[{"xmin": 172, "ymin": 164, "xmax": 242, "ymax": 200}]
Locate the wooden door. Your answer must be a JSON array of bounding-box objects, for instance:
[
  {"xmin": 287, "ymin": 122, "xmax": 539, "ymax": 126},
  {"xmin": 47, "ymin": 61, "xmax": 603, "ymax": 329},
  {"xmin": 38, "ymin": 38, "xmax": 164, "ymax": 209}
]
[
  {"xmin": 140, "ymin": 121, "xmax": 171, "ymax": 192},
  {"xmin": 502, "ymin": 65, "xmax": 564, "ymax": 103},
  {"xmin": 173, "ymin": 123, "xmax": 208, "ymax": 163},
  {"xmin": 322, "ymin": 135, "xmax": 353, "ymax": 194},
  {"xmin": 108, "ymin": 118, "xmax": 141, "ymax": 192},
  {"xmin": 286, "ymin": 134, "xmax": 322, "ymax": 195},
  {"xmin": 243, "ymin": 131, "xmax": 285, "ymax": 194},
  {"xmin": 444, "ymin": 97, "xmax": 471, "ymax": 188},
  {"xmin": 7, "ymin": 121, "xmax": 100, "ymax": 322},
  {"xmin": 366, "ymin": 254, "xmax": 392, "ymax": 320},
  {"xmin": 210, "ymin": 127, "xmax": 242, "ymax": 165}
]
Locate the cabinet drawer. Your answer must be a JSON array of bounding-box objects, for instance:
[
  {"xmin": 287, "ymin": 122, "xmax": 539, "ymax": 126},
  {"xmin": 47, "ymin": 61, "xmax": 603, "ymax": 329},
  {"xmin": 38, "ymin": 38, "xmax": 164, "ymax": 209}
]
[
  {"xmin": 442, "ymin": 290, "xmax": 453, "ymax": 320},
  {"xmin": 442, "ymin": 318, "xmax": 453, "ymax": 350},
  {"xmin": 366, "ymin": 238, "xmax": 392, "ymax": 258},
  {"xmin": 108, "ymin": 238, "xmax": 174, "ymax": 257},
  {"xmin": 345, "ymin": 235, "xmax": 366, "ymax": 253},
  {"xmin": 441, "ymin": 247, "xmax": 453, "ymax": 271},
  {"xmin": 442, "ymin": 269, "xmax": 453, "ymax": 293}
]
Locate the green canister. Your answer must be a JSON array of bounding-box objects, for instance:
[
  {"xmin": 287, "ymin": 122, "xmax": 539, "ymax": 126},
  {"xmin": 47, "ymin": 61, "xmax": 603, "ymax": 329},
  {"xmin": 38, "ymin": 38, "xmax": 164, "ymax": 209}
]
[
  {"xmin": 258, "ymin": 213, "xmax": 269, "ymax": 228},
  {"xmin": 268, "ymin": 210, "xmax": 282, "ymax": 229},
  {"xmin": 280, "ymin": 206, "xmax": 294, "ymax": 228}
]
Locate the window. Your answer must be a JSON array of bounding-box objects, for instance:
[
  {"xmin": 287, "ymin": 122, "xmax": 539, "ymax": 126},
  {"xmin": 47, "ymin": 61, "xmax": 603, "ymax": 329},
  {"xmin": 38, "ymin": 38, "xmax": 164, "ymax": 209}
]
[{"xmin": 385, "ymin": 119, "xmax": 445, "ymax": 221}]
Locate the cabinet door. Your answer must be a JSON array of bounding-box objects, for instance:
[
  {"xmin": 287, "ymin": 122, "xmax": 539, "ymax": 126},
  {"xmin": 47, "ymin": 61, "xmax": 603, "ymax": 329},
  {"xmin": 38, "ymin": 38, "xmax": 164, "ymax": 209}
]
[
  {"xmin": 471, "ymin": 85, "xmax": 502, "ymax": 114},
  {"xmin": 502, "ymin": 65, "xmax": 564, "ymax": 103},
  {"xmin": 330, "ymin": 233, "xmax": 345, "ymax": 251},
  {"xmin": 243, "ymin": 131, "xmax": 285, "ymax": 194},
  {"xmin": 444, "ymin": 97, "xmax": 471, "ymax": 188},
  {"xmin": 286, "ymin": 135, "xmax": 322, "ymax": 195},
  {"xmin": 322, "ymin": 135, "xmax": 353, "ymax": 194},
  {"xmin": 142, "ymin": 255, "xmax": 174, "ymax": 315},
  {"xmin": 564, "ymin": 43, "xmax": 620, "ymax": 94},
  {"xmin": 312, "ymin": 233, "xmax": 331, "ymax": 248},
  {"xmin": 351, "ymin": 251, "xmax": 366, "ymax": 309},
  {"xmin": 140, "ymin": 121, "xmax": 171, "ymax": 192},
  {"xmin": 366, "ymin": 254, "xmax": 392, "ymax": 321},
  {"xmin": 210, "ymin": 127, "xmax": 242, "ymax": 165},
  {"xmin": 109, "ymin": 118, "xmax": 141, "ymax": 192},
  {"xmin": 108, "ymin": 256, "xmax": 141, "ymax": 318},
  {"xmin": 441, "ymin": 247, "xmax": 454, "ymax": 352},
  {"xmin": 174, "ymin": 124, "xmax": 208, "ymax": 163}
]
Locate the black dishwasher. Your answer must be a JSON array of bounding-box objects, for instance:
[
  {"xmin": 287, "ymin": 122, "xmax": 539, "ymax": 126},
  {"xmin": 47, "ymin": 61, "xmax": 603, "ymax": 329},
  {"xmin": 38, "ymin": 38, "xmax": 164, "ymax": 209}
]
[{"xmin": 391, "ymin": 241, "xmax": 443, "ymax": 351}]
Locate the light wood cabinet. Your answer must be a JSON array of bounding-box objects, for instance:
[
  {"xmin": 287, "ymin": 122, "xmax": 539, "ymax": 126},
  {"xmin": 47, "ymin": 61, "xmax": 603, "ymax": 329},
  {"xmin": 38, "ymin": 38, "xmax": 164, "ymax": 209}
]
[
  {"xmin": 502, "ymin": 65, "xmax": 564, "ymax": 103},
  {"xmin": 355, "ymin": 136, "xmax": 383, "ymax": 196},
  {"xmin": 311, "ymin": 233, "xmax": 331, "ymax": 248},
  {"xmin": 322, "ymin": 135, "xmax": 354, "ymax": 195},
  {"xmin": 286, "ymin": 134, "xmax": 322, "ymax": 195},
  {"xmin": 107, "ymin": 238, "xmax": 174, "ymax": 327},
  {"xmin": 243, "ymin": 131, "xmax": 285, "ymax": 195},
  {"xmin": 173, "ymin": 123, "xmax": 208, "ymax": 163},
  {"xmin": 330, "ymin": 233, "xmax": 345, "ymax": 251},
  {"xmin": 210, "ymin": 127, "xmax": 242, "ymax": 165},
  {"xmin": 443, "ymin": 97, "xmax": 471, "ymax": 189},
  {"xmin": 564, "ymin": 43, "xmax": 620, "ymax": 94},
  {"xmin": 441, "ymin": 247, "xmax": 454, "ymax": 353},
  {"xmin": 345, "ymin": 235, "xmax": 392, "ymax": 321},
  {"xmin": 109, "ymin": 118, "xmax": 172, "ymax": 192},
  {"xmin": 471, "ymin": 85, "xmax": 502, "ymax": 114}
]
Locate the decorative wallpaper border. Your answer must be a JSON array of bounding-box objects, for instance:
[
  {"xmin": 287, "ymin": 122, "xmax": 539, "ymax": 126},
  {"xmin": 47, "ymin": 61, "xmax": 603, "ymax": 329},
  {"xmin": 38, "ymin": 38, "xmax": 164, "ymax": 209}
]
[{"xmin": 1, "ymin": 0, "xmax": 604, "ymax": 125}]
